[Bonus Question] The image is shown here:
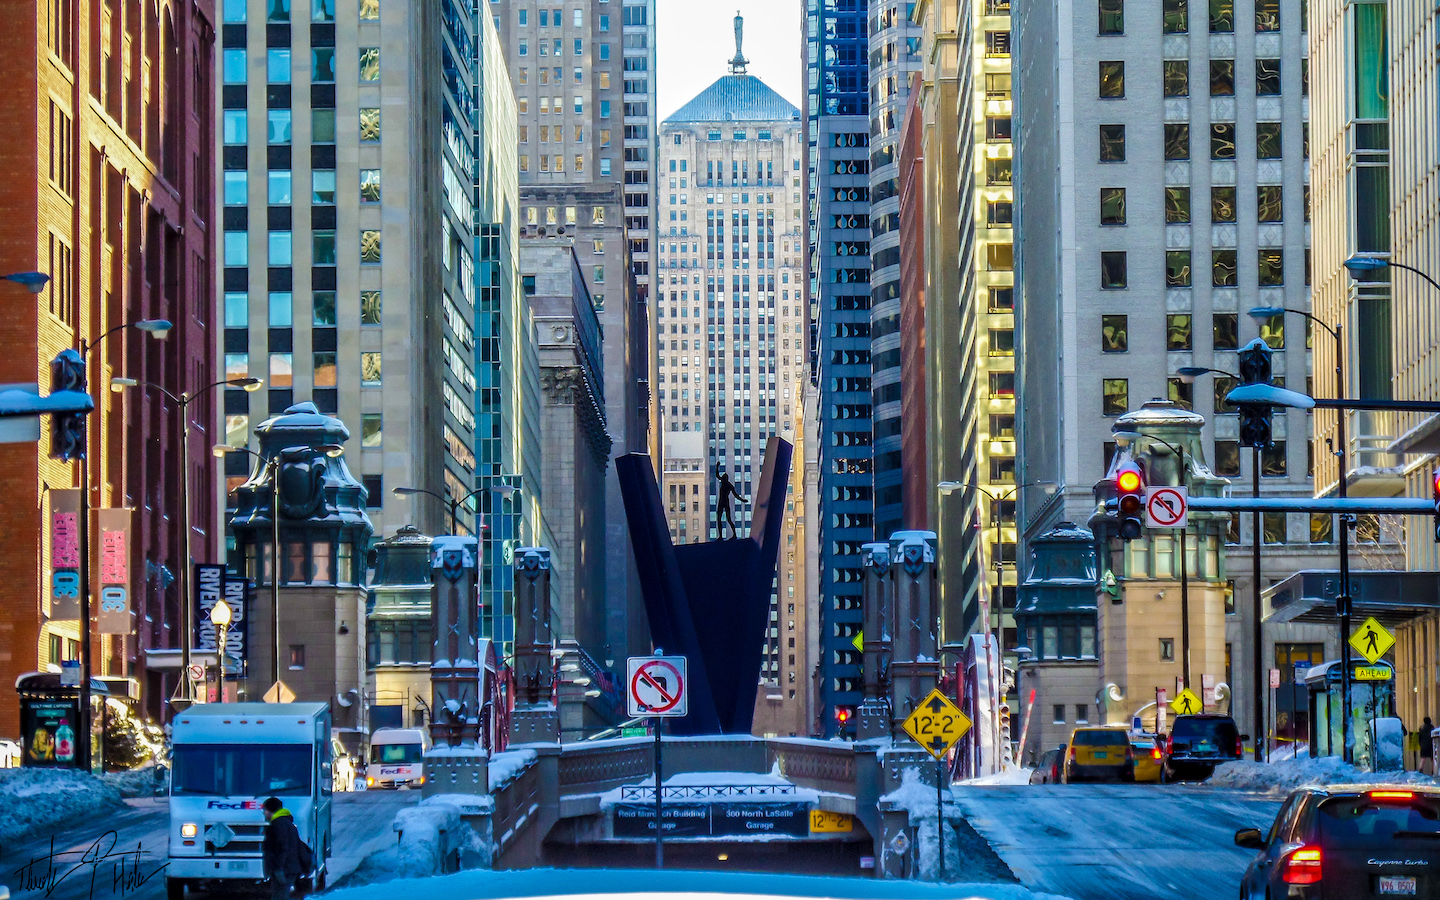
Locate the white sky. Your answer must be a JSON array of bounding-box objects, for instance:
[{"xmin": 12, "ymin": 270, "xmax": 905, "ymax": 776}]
[{"xmin": 655, "ymin": 0, "xmax": 803, "ymax": 121}]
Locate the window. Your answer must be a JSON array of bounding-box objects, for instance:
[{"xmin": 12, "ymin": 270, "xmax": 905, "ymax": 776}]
[
  {"xmin": 1053, "ymin": 705, "xmax": 1066, "ymax": 724},
  {"xmin": 266, "ymin": 110, "xmax": 292, "ymax": 144},
  {"xmin": 312, "ymin": 0, "xmax": 334, "ymax": 20},
  {"xmin": 1258, "ymin": 312, "xmax": 1284, "ymax": 348},
  {"xmin": 1214, "ymin": 440, "xmax": 1240, "ymax": 475},
  {"xmin": 1210, "ymin": 59, "xmax": 1235, "ymax": 96},
  {"xmin": 362, "ymin": 474, "xmax": 383, "ymax": 508},
  {"xmin": 224, "ymin": 0, "xmax": 247, "ymax": 22},
  {"xmin": 986, "ymin": 116, "xmax": 1012, "ymax": 141},
  {"xmin": 1164, "ymin": 124, "xmax": 1189, "ymax": 160},
  {"xmin": 1209, "ymin": 0, "xmax": 1233, "ymax": 32},
  {"xmin": 988, "ymin": 200, "xmax": 1013, "ymax": 226},
  {"xmin": 1257, "ymin": 185, "xmax": 1283, "ymax": 222},
  {"xmin": 312, "ymin": 170, "xmax": 335, "ymax": 204},
  {"xmin": 1099, "ymin": 124, "xmax": 1126, "ymax": 161},
  {"xmin": 1212, "ymin": 249, "xmax": 1238, "ymax": 286},
  {"xmin": 1211, "ymin": 186, "xmax": 1237, "ymax": 222},
  {"xmin": 269, "ymin": 352, "xmax": 293, "ymax": 388},
  {"xmin": 224, "ymin": 232, "xmax": 248, "ymax": 266},
  {"xmin": 268, "ymin": 291, "xmax": 293, "ymax": 327},
  {"xmin": 312, "ymin": 48, "xmax": 335, "ymax": 82},
  {"xmin": 361, "ymin": 351, "xmax": 382, "ymax": 385},
  {"xmin": 360, "ymin": 290, "xmax": 382, "ymax": 325},
  {"xmin": 1100, "ymin": 251, "xmax": 1127, "ymax": 289},
  {"xmin": 1163, "ymin": 0, "xmax": 1188, "ymax": 31},
  {"xmin": 1258, "ymin": 249, "xmax": 1284, "ymax": 287},
  {"xmin": 225, "ymin": 352, "xmax": 249, "ymax": 380},
  {"xmin": 267, "ymin": 0, "xmax": 290, "ymax": 19},
  {"xmin": 312, "ymin": 231, "xmax": 336, "ymax": 265},
  {"xmin": 989, "ymin": 286, "xmax": 1014, "ymax": 311},
  {"xmin": 1211, "ymin": 123, "xmax": 1236, "ymax": 159},
  {"xmin": 1256, "ymin": 59, "xmax": 1281, "ymax": 95},
  {"xmin": 225, "ymin": 292, "xmax": 248, "ymax": 327},
  {"xmin": 1256, "ymin": 122, "xmax": 1282, "ymax": 159},
  {"xmin": 1168, "ymin": 378, "xmax": 1193, "ymax": 409},
  {"xmin": 1263, "ymin": 512, "xmax": 1287, "ymax": 544},
  {"xmin": 267, "ymin": 170, "xmax": 292, "ymax": 204},
  {"xmin": 1262, "ymin": 441, "xmax": 1287, "ymax": 476},
  {"xmin": 359, "ymin": 47, "xmax": 380, "ymax": 81},
  {"xmin": 986, "ymin": 157, "xmax": 1013, "ymax": 183},
  {"xmin": 1160, "ymin": 638, "xmax": 1175, "ymax": 661},
  {"xmin": 267, "ymin": 48, "xmax": 291, "ymax": 83},
  {"xmin": 360, "ymin": 229, "xmax": 381, "ymax": 263},
  {"xmin": 223, "ymin": 110, "xmax": 247, "ymax": 144},
  {"xmin": 1167, "ymin": 250, "xmax": 1192, "ymax": 287},
  {"xmin": 1255, "ymin": 0, "xmax": 1279, "ymax": 31},
  {"xmin": 268, "ymin": 231, "xmax": 293, "ymax": 265},
  {"xmin": 986, "ymin": 73, "xmax": 1012, "ymax": 100},
  {"xmin": 1165, "ymin": 187, "xmax": 1191, "ymax": 222},
  {"xmin": 1099, "ymin": 187, "xmax": 1126, "ymax": 225},
  {"xmin": 224, "ymin": 170, "xmax": 248, "ymax": 205},
  {"xmin": 1213, "ymin": 313, "xmax": 1239, "ymax": 350},
  {"xmin": 1310, "ymin": 514, "xmax": 1333, "ymax": 543},
  {"xmin": 1164, "ymin": 60, "xmax": 1189, "ymax": 96},
  {"xmin": 360, "ymin": 169, "xmax": 381, "ymax": 202},
  {"xmin": 986, "ymin": 243, "xmax": 1014, "ymax": 270},
  {"xmin": 1167, "ymin": 314, "xmax": 1192, "ymax": 350},
  {"xmin": 289, "ymin": 645, "xmax": 305, "ymax": 669},
  {"xmin": 361, "ymin": 414, "xmax": 382, "ymax": 448},
  {"xmin": 312, "ymin": 109, "xmax": 336, "ymax": 143},
  {"xmin": 359, "ymin": 108, "xmax": 380, "ymax": 142},
  {"xmin": 1101, "ymin": 315, "xmax": 1128, "ymax": 352},
  {"xmin": 1102, "ymin": 378, "xmax": 1129, "ymax": 415},
  {"xmin": 223, "ymin": 48, "xmax": 247, "ymax": 84},
  {"xmin": 313, "ymin": 352, "xmax": 337, "ymax": 387},
  {"xmin": 1099, "ymin": 61, "xmax": 1125, "ymax": 98},
  {"xmin": 1098, "ymin": 0, "xmax": 1123, "ymax": 33},
  {"xmin": 985, "ymin": 30, "xmax": 1010, "ymax": 56},
  {"xmin": 313, "ymin": 291, "xmax": 336, "ymax": 326}
]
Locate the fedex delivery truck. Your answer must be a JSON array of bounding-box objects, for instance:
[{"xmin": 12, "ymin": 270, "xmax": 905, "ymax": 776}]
[
  {"xmin": 166, "ymin": 703, "xmax": 332, "ymax": 900},
  {"xmin": 364, "ymin": 727, "xmax": 430, "ymax": 789}
]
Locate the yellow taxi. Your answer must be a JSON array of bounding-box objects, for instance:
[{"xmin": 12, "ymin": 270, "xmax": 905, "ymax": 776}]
[
  {"xmin": 1063, "ymin": 726, "xmax": 1135, "ymax": 783},
  {"xmin": 1129, "ymin": 733, "xmax": 1162, "ymax": 783}
]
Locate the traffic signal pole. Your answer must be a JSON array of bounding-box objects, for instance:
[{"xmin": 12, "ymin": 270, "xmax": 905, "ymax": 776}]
[{"xmin": 1251, "ymin": 445, "xmax": 1263, "ymax": 762}]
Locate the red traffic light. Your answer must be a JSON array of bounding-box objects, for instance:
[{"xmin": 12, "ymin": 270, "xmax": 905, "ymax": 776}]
[
  {"xmin": 1116, "ymin": 466, "xmax": 1142, "ymax": 494},
  {"xmin": 836, "ymin": 707, "xmax": 851, "ymax": 724},
  {"xmin": 1432, "ymin": 470, "xmax": 1440, "ymax": 497}
]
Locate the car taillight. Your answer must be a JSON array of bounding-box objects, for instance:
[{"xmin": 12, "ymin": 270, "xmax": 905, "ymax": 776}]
[
  {"xmin": 1152, "ymin": 746, "xmax": 1163, "ymax": 760},
  {"xmin": 1069, "ymin": 745, "xmax": 1077, "ymax": 760},
  {"xmin": 1235, "ymin": 735, "xmax": 1243, "ymax": 757},
  {"xmin": 1126, "ymin": 744, "xmax": 1135, "ymax": 760},
  {"xmin": 1370, "ymin": 790, "xmax": 1416, "ymax": 801},
  {"xmin": 1282, "ymin": 846, "xmax": 1322, "ymax": 885}
]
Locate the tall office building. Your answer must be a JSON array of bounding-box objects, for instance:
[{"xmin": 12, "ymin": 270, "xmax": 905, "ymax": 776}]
[
  {"xmin": 0, "ymin": 0, "xmax": 217, "ymax": 729},
  {"xmin": 867, "ymin": 3, "xmax": 922, "ymax": 541},
  {"xmin": 806, "ymin": 0, "xmax": 872, "ymax": 734},
  {"xmin": 215, "ymin": 0, "xmax": 482, "ymax": 554},
  {"xmin": 491, "ymin": 0, "xmax": 656, "ymax": 661},
  {"xmin": 656, "ymin": 34, "xmax": 809, "ymax": 734}
]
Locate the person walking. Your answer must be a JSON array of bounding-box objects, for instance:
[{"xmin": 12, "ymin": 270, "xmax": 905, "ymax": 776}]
[
  {"xmin": 262, "ymin": 797, "xmax": 303, "ymax": 900},
  {"xmin": 1422, "ymin": 716, "xmax": 1435, "ymax": 776}
]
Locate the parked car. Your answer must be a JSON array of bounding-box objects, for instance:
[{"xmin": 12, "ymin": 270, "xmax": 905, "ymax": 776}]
[
  {"xmin": 1236, "ymin": 784, "xmax": 1440, "ymax": 898},
  {"xmin": 1129, "ymin": 734, "xmax": 1162, "ymax": 783},
  {"xmin": 1162, "ymin": 714, "xmax": 1243, "ymax": 782},
  {"xmin": 1063, "ymin": 727, "xmax": 1134, "ymax": 783},
  {"xmin": 1030, "ymin": 745, "xmax": 1066, "ymax": 784}
]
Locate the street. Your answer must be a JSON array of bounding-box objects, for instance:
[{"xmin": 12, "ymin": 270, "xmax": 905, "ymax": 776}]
[
  {"xmin": 953, "ymin": 784, "xmax": 1283, "ymax": 900},
  {"xmin": 1, "ymin": 791, "xmax": 419, "ymax": 900}
]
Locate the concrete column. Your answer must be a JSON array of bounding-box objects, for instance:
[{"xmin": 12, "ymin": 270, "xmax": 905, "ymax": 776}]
[
  {"xmin": 424, "ymin": 535, "xmax": 489, "ymax": 797},
  {"xmin": 889, "ymin": 531, "xmax": 940, "ymax": 722},
  {"xmin": 859, "ymin": 541, "xmax": 893, "ymax": 740},
  {"xmin": 512, "ymin": 547, "xmax": 560, "ymax": 744}
]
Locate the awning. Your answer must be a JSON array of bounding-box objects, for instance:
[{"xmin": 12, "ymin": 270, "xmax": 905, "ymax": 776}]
[{"xmin": 1264, "ymin": 569, "xmax": 1440, "ymax": 627}]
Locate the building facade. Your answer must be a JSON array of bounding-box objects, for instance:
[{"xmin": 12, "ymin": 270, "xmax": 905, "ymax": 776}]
[
  {"xmin": 0, "ymin": 0, "xmax": 217, "ymax": 730},
  {"xmin": 215, "ymin": 0, "xmax": 477, "ymax": 554},
  {"xmin": 656, "ymin": 45, "xmax": 810, "ymax": 735}
]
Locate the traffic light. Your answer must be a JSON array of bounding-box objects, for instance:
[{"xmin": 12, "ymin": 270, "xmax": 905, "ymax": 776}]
[
  {"xmin": 998, "ymin": 703, "xmax": 1014, "ymax": 765},
  {"xmin": 1115, "ymin": 462, "xmax": 1145, "ymax": 540},
  {"xmin": 49, "ymin": 349, "xmax": 86, "ymax": 461},
  {"xmin": 835, "ymin": 706, "xmax": 853, "ymax": 735},
  {"xmin": 1432, "ymin": 470, "xmax": 1440, "ymax": 542},
  {"xmin": 1236, "ymin": 339, "xmax": 1274, "ymax": 449}
]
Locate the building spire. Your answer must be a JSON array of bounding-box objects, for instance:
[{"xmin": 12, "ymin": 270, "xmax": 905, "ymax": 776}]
[{"xmin": 729, "ymin": 10, "xmax": 749, "ymax": 74}]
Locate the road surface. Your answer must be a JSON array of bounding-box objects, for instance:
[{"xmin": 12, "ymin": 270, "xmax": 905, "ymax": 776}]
[
  {"xmin": 2, "ymin": 790, "xmax": 418, "ymax": 900},
  {"xmin": 953, "ymin": 784, "xmax": 1282, "ymax": 900}
]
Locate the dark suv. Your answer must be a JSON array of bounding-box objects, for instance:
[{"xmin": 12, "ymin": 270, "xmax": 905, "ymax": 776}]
[
  {"xmin": 1161, "ymin": 714, "xmax": 1242, "ymax": 782},
  {"xmin": 1236, "ymin": 785, "xmax": 1440, "ymax": 898}
]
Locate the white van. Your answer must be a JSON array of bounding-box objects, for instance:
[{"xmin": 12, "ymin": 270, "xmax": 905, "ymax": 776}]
[
  {"xmin": 166, "ymin": 702, "xmax": 332, "ymax": 900},
  {"xmin": 364, "ymin": 726, "xmax": 430, "ymax": 789}
]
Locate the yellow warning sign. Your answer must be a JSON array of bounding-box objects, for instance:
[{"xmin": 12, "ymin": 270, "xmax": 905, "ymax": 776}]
[
  {"xmin": 809, "ymin": 810, "xmax": 854, "ymax": 833},
  {"xmin": 852, "ymin": 630, "xmax": 864, "ymax": 652},
  {"xmin": 1354, "ymin": 665, "xmax": 1391, "ymax": 682},
  {"xmin": 902, "ymin": 688, "xmax": 973, "ymax": 760},
  {"xmin": 1350, "ymin": 617, "xmax": 1394, "ymax": 665},
  {"xmin": 1170, "ymin": 687, "xmax": 1204, "ymax": 716}
]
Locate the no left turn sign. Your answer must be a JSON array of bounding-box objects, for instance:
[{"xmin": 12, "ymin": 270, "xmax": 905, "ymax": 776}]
[
  {"xmin": 627, "ymin": 656, "xmax": 688, "ymax": 718},
  {"xmin": 1144, "ymin": 486, "xmax": 1188, "ymax": 528}
]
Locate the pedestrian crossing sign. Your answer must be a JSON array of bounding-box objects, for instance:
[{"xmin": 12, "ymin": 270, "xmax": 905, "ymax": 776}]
[
  {"xmin": 1170, "ymin": 687, "xmax": 1204, "ymax": 715},
  {"xmin": 1349, "ymin": 617, "xmax": 1394, "ymax": 665}
]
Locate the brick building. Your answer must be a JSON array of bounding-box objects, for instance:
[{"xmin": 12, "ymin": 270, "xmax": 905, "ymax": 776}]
[{"xmin": 0, "ymin": 0, "xmax": 216, "ymax": 734}]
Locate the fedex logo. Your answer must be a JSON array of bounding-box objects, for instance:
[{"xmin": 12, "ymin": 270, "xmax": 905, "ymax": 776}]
[{"xmin": 206, "ymin": 800, "xmax": 261, "ymax": 810}]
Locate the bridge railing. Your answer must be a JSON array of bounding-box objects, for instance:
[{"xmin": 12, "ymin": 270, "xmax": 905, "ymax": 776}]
[
  {"xmin": 555, "ymin": 737, "xmax": 654, "ymax": 796},
  {"xmin": 766, "ymin": 737, "xmax": 860, "ymax": 796}
]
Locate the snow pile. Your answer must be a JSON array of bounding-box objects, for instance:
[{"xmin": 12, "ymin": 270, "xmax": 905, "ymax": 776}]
[
  {"xmin": 345, "ymin": 795, "xmax": 487, "ymax": 886},
  {"xmin": 0, "ymin": 767, "xmax": 124, "ymax": 843},
  {"xmin": 488, "ymin": 747, "xmax": 538, "ymax": 792},
  {"xmin": 960, "ymin": 766, "xmax": 1035, "ymax": 786},
  {"xmin": 1209, "ymin": 755, "xmax": 1436, "ymax": 795},
  {"xmin": 103, "ymin": 763, "xmax": 166, "ymax": 798},
  {"xmin": 1268, "ymin": 743, "xmax": 1310, "ymax": 762},
  {"xmin": 327, "ymin": 866, "xmax": 1075, "ymax": 900}
]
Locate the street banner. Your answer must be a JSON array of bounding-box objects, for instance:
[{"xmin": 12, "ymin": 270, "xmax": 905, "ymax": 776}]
[
  {"xmin": 222, "ymin": 573, "xmax": 249, "ymax": 675},
  {"xmin": 97, "ymin": 508, "xmax": 132, "ymax": 634},
  {"xmin": 48, "ymin": 488, "xmax": 82, "ymax": 619},
  {"xmin": 194, "ymin": 564, "xmax": 225, "ymax": 655}
]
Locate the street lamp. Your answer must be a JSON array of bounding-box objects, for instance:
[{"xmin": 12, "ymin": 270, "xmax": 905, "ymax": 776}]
[
  {"xmin": 210, "ymin": 599, "xmax": 233, "ymax": 702},
  {"xmin": 215, "ymin": 443, "xmax": 344, "ymax": 693},
  {"xmin": 1248, "ymin": 304, "xmax": 1353, "ymax": 764},
  {"xmin": 3, "ymin": 271, "xmax": 53, "ymax": 294},
  {"xmin": 392, "ymin": 485, "xmax": 490, "ymax": 534},
  {"xmin": 112, "ymin": 374, "xmax": 261, "ymax": 703},
  {"xmin": 71, "ymin": 317, "xmax": 171, "ymax": 768},
  {"xmin": 1344, "ymin": 254, "xmax": 1440, "ymax": 295}
]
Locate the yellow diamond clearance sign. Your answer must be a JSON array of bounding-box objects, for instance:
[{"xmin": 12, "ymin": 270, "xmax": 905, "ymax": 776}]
[
  {"xmin": 902, "ymin": 689, "xmax": 973, "ymax": 760},
  {"xmin": 1350, "ymin": 616, "xmax": 1394, "ymax": 665}
]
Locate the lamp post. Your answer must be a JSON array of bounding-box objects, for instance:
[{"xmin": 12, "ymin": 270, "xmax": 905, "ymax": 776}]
[
  {"xmin": 1248, "ymin": 305, "xmax": 1350, "ymax": 764},
  {"xmin": 2, "ymin": 271, "xmax": 52, "ymax": 293},
  {"xmin": 210, "ymin": 598, "xmax": 233, "ymax": 702},
  {"xmin": 72, "ymin": 317, "xmax": 171, "ymax": 767},
  {"xmin": 1344, "ymin": 254, "xmax": 1440, "ymax": 295},
  {"xmin": 391, "ymin": 485, "xmax": 489, "ymax": 535},
  {"xmin": 215, "ymin": 443, "xmax": 344, "ymax": 693},
  {"xmin": 112, "ymin": 375, "xmax": 261, "ymax": 704}
]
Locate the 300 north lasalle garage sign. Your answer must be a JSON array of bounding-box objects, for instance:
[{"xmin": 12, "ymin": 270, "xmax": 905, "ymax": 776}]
[{"xmin": 613, "ymin": 802, "xmax": 810, "ymax": 838}]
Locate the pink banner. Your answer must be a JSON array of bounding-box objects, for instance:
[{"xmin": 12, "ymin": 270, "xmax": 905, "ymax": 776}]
[
  {"xmin": 97, "ymin": 508, "xmax": 132, "ymax": 634},
  {"xmin": 49, "ymin": 489, "xmax": 82, "ymax": 619}
]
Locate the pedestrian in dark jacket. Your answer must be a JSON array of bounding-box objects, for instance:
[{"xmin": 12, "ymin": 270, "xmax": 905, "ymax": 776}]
[
  {"xmin": 262, "ymin": 797, "xmax": 302, "ymax": 900},
  {"xmin": 1422, "ymin": 717, "xmax": 1436, "ymax": 776}
]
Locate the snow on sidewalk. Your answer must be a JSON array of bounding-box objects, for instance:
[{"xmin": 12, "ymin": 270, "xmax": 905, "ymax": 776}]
[
  {"xmin": 328, "ymin": 866, "xmax": 1076, "ymax": 900},
  {"xmin": 959, "ymin": 766, "xmax": 1035, "ymax": 786},
  {"xmin": 1208, "ymin": 755, "xmax": 1437, "ymax": 795},
  {"xmin": 0, "ymin": 767, "xmax": 126, "ymax": 843}
]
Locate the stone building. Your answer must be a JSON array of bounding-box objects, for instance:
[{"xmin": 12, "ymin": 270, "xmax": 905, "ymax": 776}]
[{"xmin": 365, "ymin": 525, "xmax": 433, "ymax": 730}]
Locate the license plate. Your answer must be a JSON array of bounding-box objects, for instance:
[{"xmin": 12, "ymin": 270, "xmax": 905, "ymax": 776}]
[
  {"xmin": 1380, "ymin": 876, "xmax": 1417, "ymax": 895},
  {"xmin": 1093, "ymin": 752, "xmax": 1107, "ymax": 759}
]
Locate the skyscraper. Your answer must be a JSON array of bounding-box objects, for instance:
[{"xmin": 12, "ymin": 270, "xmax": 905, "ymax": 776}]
[
  {"xmin": 656, "ymin": 26, "xmax": 810, "ymax": 734},
  {"xmin": 806, "ymin": 0, "xmax": 872, "ymax": 735}
]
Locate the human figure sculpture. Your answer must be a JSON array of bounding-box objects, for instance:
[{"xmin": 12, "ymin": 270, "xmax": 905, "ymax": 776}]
[{"xmin": 714, "ymin": 464, "xmax": 748, "ymax": 540}]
